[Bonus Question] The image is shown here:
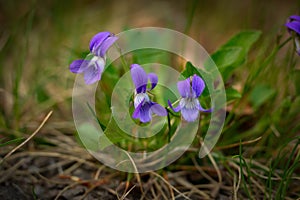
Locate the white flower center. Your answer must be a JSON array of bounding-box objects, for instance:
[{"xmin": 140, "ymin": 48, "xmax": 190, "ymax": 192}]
[
  {"xmin": 89, "ymin": 56, "xmax": 105, "ymax": 69},
  {"xmin": 134, "ymin": 93, "xmax": 150, "ymax": 108},
  {"xmin": 180, "ymin": 97, "xmax": 199, "ymax": 109}
]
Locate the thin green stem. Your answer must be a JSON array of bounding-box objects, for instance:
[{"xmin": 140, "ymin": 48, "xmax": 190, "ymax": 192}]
[
  {"xmin": 115, "ymin": 44, "xmax": 129, "ymax": 72},
  {"xmin": 166, "ymin": 99, "xmax": 180, "ymax": 109},
  {"xmin": 287, "ymin": 36, "xmax": 296, "ymax": 71},
  {"xmin": 278, "ymin": 36, "xmax": 292, "ymax": 49}
]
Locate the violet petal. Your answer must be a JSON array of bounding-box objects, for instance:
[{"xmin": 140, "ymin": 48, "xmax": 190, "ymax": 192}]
[
  {"xmin": 181, "ymin": 107, "xmax": 199, "ymax": 122},
  {"xmin": 192, "ymin": 75, "xmax": 205, "ymax": 98},
  {"xmin": 168, "ymin": 100, "xmax": 181, "ymax": 112},
  {"xmin": 98, "ymin": 36, "xmax": 118, "ymax": 57},
  {"xmin": 130, "ymin": 64, "xmax": 148, "ymax": 93},
  {"xmin": 89, "ymin": 32, "xmax": 110, "ymax": 52},
  {"xmin": 132, "ymin": 99, "xmax": 144, "ymax": 119},
  {"xmin": 177, "ymin": 78, "xmax": 191, "ymax": 98},
  {"xmin": 197, "ymin": 104, "xmax": 213, "ymax": 113},
  {"xmin": 148, "ymin": 73, "xmax": 158, "ymax": 90},
  {"xmin": 83, "ymin": 58, "xmax": 105, "ymax": 84},
  {"xmin": 69, "ymin": 59, "xmax": 90, "ymax": 73},
  {"xmin": 138, "ymin": 103, "xmax": 152, "ymax": 123},
  {"xmin": 289, "ymin": 15, "xmax": 300, "ymax": 22},
  {"xmin": 150, "ymin": 103, "xmax": 167, "ymax": 116},
  {"xmin": 286, "ymin": 21, "xmax": 300, "ymax": 35}
]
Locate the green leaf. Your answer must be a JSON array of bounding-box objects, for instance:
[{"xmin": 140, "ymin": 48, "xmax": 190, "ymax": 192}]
[
  {"xmin": 181, "ymin": 61, "xmax": 212, "ymax": 82},
  {"xmin": 34, "ymin": 137, "xmax": 56, "ymax": 146},
  {"xmin": 205, "ymin": 47, "xmax": 244, "ymax": 81},
  {"xmin": 104, "ymin": 118, "xmax": 138, "ymax": 145},
  {"xmin": 181, "ymin": 61, "xmax": 212, "ymax": 97},
  {"xmin": 226, "ymin": 87, "xmax": 242, "ymax": 102},
  {"xmin": 220, "ymin": 30, "xmax": 262, "ymax": 55},
  {"xmin": 207, "ymin": 30, "xmax": 261, "ymax": 81},
  {"xmin": 77, "ymin": 119, "xmax": 138, "ymax": 151},
  {"xmin": 77, "ymin": 123, "xmax": 103, "ymax": 151},
  {"xmin": 208, "ymin": 47, "xmax": 243, "ymax": 70},
  {"xmin": 181, "ymin": 61, "xmax": 201, "ymax": 78},
  {"xmin": 249, "ymin": 84, "xmax": 276, "ymax": 108},
  {"xmin": 77, "ymin": 121, "xmax": 130, "ymax": 151},
  {"xmin": 0, "ymin": 137, "xmax": 24, "ymax": 147}
]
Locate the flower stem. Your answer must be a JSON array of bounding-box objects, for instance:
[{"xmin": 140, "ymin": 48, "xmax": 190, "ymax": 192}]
[
  {"xmin": 278, "ymin": 36, "xmax": 292, "ymax": 49},
  {"xmin": 166, "ymin": 99, "xmax": 180, "ymax": 109},
  {"xmin": 287, "ymin": 35, "xmax": 297, "ymax": 70},
  {"xmin": 115, "ymin": 44, "xmax": 129, "ymax": 72},
  {"xmin": 166, "ymin": 108, "xmax": 171, "ymax": 143}
]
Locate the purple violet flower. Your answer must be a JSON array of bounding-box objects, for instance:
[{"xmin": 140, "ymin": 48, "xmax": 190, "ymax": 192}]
[
  {"xmin": 285, "ymin": 15, "xmax": 300, "ymax": 55},
  {"xmin": 168, "ymin": 75, "xmax": 212, "ymax": 122},
  {"xmin": 70, "ymin": 32, "xmax": 118, "ymax": 84},
  {"xmin": 130, "ymin": 64, "xmax": 167, "ymax": 123}
]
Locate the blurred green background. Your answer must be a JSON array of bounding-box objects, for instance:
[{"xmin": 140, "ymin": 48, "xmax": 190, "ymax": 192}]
[
  {"xmin": 0, "ymin": 0, "xmax": 299, "ymax": 149},
  {"xmin": 0, "ymin": 0, "xmax": 299, "ymax": 150},
  {"xmin": 1, "ymin": 1, "xmax": 300, "ymax": 199},
  {"xmin": 1, "ymin": 0, "xmax": 298, "ymax": 128}
]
